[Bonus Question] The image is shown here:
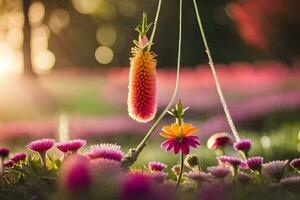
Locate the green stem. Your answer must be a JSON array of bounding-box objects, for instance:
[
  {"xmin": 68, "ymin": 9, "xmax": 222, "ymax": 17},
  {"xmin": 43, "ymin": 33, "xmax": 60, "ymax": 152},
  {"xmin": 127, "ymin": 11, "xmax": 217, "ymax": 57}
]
[
  {"xmin": 121, "ymin": 0, "xmax": 183, "ymax": 169},
  {"xmin": 147, "ymin": 0, "xmax": 163, "ymax": 51},
  {"xmin": 192, "ymin": 0, "xmax": 240, "ymax": 141},
  {"xmin": 176, "ymin": 151, "xmax": 184, "ymax": 189}
]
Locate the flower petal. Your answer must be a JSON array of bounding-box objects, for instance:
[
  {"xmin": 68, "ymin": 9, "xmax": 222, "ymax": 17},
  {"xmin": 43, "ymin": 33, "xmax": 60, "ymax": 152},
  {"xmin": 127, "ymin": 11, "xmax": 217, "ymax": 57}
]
[
  {"xmin": 159, "ymin": 132, "xmax": 175, "ymax": 139},
  {"xmin": 180, "ymin": 143, "xmax": 190, "ymax": 155},
  {"xmin": 173, "ymin": 143, "xmax": 181, "ymax": 154},
  {"xmin": 171, "ymin": 123, "xmax": 181, "ymax": 137}
]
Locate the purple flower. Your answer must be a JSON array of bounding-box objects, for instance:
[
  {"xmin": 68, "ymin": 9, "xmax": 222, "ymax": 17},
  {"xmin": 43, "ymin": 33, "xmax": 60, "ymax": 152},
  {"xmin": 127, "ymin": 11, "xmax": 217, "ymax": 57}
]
[
  {"xmin": 207, "ymin": 132, "xmax": 233, "ymax": 150},
  {"xmin": 26, "ymin": 139, "xmax": 55, "ymax": 166},
  {"xmin": 0, "ymin": 147, "xmax": 10, "ymax": 158},
  {"xmin": 263, "ymin": 160, "xmax": 288, "ymax": 181},
  {"xmin": 27, "ymin": 139, "xmax": 55, "ymax": 152},
  {"xmin": 247, "ymin": 156, "xmax": 264, "ymax": 173},
  {"xmin": 10, "ymin": 153, "xmax": 26, "ymax": 163},
  {"xmin": 280, "ymin": 176, "xmax": 300, "ymax": 193},
  {"xmin": 4, "ymin": 160, "xmax": 14, "ymax": 168},
  {"xmin": 86, "ymin": 143, "xmax": 124, "ymax": 162},
  {"xmin": 207, "ymin": 166, "xmax": 230, "ymax": 179},
  {"xmin": 160, "ymin": 123, "xmax": 200, "ymax": 155},
  {"xmin": 148, "ymin": 161, "xmax": 167, "ymax": 172},
  {"xmin": 217, "ymin": 156, "xmax": 242, "ymax": 167},
  {"xmin": 60, "ymin": 155, "xmax": 91, "ymax": 193},
  {"xmin": 233, "ymin": 139, "xmax": 252, "ymax": 155},
  {"xmin": 55, "ymin": 139, "xmax": 86, "ymax": 154},
  {"xmin": 185, "ymin": 172, "xmax": 212, "ymax": 183},
  {"xmin": 239, "ymin": 161, "xmax": 249, "ymax": 170},
  {"xmin": 237, "ymin": 172, "xmax": 251, "ymax": 185},
  {"xmin": 290, "ymin": 158, "xmax": 300, "ymax": 173}
]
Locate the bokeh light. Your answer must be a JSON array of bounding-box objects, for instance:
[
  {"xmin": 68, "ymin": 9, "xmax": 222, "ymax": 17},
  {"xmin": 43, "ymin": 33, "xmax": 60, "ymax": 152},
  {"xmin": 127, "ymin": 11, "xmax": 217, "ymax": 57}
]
[
  {"xmin": 28, "ymin": 1, "xmax": 45, "ymax": 25},
  {"xmin": 117, "ymin": 0, "xmax": 137, "ymax": 17},
  {"xmin": 49, "ymin": 9, "xmax": 70, "ymax": 34},
  {"xmin": 96, "ymin": 25, "xmax": 117, "ymax": 47},
  {"xmin": 260, "ymin": 136, "xmax": 271, "ymax": 149},
  {"xmin": 95, "ymin": 46, "xmax": 114, "ymax": 64},
  {"xmin": 71, "ymin": 0, "xmax": 100, "ymax": 15},
  {"xmin": 33, "ymin": 50, "xmax": 56, "ymax": 74}
]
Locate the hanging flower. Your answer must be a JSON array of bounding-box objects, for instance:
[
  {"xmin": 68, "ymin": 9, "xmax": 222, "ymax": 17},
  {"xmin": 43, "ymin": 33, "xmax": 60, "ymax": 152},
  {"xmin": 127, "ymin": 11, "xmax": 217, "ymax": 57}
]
[
  {"xmin": 0, "ymin": 147, "xmax": 10, "ymax": 158},
  {"xmin": 127, "ymin": 14, "xmax": 157, "ymax": 123},
  {"xmin": 55, "ymin": 139, "xmax": 86, "ymax": 155},
  {"xmin": 160, "ymin": 123, "xmax": 200, "ymax": 155}
]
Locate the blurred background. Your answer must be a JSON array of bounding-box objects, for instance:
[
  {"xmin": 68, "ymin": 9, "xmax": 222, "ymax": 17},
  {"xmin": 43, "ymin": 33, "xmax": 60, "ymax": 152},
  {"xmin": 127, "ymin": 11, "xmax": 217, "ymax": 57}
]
[{"xmin": 0, "ymin": 0, "xmax": 299, "ymax": 167}]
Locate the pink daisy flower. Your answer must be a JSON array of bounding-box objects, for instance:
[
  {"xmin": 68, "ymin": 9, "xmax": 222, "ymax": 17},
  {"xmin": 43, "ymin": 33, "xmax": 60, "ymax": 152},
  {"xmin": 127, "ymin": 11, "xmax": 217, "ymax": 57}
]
[
  {"xmin": 0, "ymin": 147, "xmax": 10, "ymax": 158},
  {"xmin": 217, "ymin": 156, "xmax": 242, "ymax": 167},
  {"xmin": 233, "ymin": 139, "xmax": 252, "ymax": 157},
  {"xmin": 160, "ymin": 123, "xmax": 200, "ymax": 155},
  {"xmin": 290, "ymin": 158, "xmax": 300, "ymax": 173},
  {"xmin": 148, "ymin": 161, "xmax": 167, "ymax": 172},
  {"xmin": 55, "ymin": 139, "xmax": 86, "ymax": 154},
  {"xmin": 237, "ymin": 172, "xmax": 251, "ymax": 185},
  {"xmin": 247, "ymin": 156, "xmax": 264, "ymax": 173},
  {"xmin": 26, "ymin": 138, "xmax": 55, "ymax": 166},
  {"xmin": 4, "ymin": 160, "xmax": 14, "ymax": 168},
  {"xmin": 207, "ymin": 166, "xmax": 230, "ymax": 179},
  {"xmin": 185, "ymin": 172, "xmax": 213, "ymax": 183},
  {"xmin": 10, "ymin": 153, "xmax": 26, "ymax": 163},
  {"xmin": 86, "ymin": 143, "xmax": 124, "ymax": 162},
  {"xmin": 263, "ymin": 160, "xmax": 288, "ymax": 181},
  {"xmin": 207, "ymin": 132, "xmax": 233, "ymax": 150},
  {"xmin": 90, "ymin": 158, "xmax": 121, "ymax": 173}
]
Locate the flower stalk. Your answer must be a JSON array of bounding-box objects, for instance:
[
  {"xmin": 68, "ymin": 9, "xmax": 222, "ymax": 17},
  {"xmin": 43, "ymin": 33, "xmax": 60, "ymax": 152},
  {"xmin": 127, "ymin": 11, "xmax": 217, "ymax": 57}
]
[
  {"xmin": 192, "ymin": 0, "xmax": 240, "ymax": 142},
  {"xmin": 176, "ymin": 151, "xmax": 184, "ymax": 189}
]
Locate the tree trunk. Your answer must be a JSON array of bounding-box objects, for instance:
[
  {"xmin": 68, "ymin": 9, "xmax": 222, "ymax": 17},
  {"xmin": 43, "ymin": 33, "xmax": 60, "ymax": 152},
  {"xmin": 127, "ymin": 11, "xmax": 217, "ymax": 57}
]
[{"xmin": 23, "ymin": 0, "xmax": 35, "ymax": 76}]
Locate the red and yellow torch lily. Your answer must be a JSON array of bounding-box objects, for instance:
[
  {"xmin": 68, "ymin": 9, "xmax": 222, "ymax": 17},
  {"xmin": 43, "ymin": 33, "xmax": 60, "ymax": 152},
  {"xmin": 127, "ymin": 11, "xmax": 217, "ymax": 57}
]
[{"xmin": 127, "ymin": 13, "xmax": 157, "ymax": 123}]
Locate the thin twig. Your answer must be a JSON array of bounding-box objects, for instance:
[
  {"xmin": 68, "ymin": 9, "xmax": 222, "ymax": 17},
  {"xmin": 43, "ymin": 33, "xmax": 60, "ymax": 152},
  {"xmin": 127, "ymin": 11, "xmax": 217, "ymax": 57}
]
[{"xmin": 192, "ymin": 0, "xmax": 240, "ymax": 141}]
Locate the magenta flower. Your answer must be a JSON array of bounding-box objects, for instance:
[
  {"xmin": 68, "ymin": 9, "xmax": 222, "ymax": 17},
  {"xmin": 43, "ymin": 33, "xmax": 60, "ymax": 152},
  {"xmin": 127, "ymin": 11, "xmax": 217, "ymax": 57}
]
[
  {"xmin": 237, "ymin": 172, "xmax": 251, "ymax": 185},
  {"xmin": 4, "ymin": 160, "xmax": 14, "ymax": 168},
  {"xmin": 233, "ymin": 139, "xmax": 252, "ymax": 157},
  {"xmin": 90, "ymin": 158, "xmax": 121, "ymax": 173},
  {"xmin": 0, "ymin": 147, "xmax": 10, "ymax": 158},
  {"xmin": 148, "ymin": 161, "xmax": 167, "ymax": 172},
  {"xmin": 55, "ymin": 139, "xmax": 86, "ymax": 154},
  {"xmin": 280, "ymin": 176, "xmax": 300, "ymax": 194},
  {"xmin": 239, "ymin": 161, "xmax": 249, "ymax": 170},
  {"xmin": 121, "ymin": 173, "xmax": 171, "ymax": 200},
  {"xmin": 207, "ymin": 132, "xmax": 233, "ymax": 150},
  {"xmin": 247, "ymin": 156, "xmax": 264, "ymax": 173},
  {"xmin": 290, "ymin": 158, "xmax": 300, "ymax": 173},
  {"xmin": 10, "ymin": 153, "xmax": 26, "ymax": 163},
  {"xmin": 217, "ymin": 156, "xmax": 242, "ymax": 168},
  {"xmin": 263, "ymin": 160, "xmax": 288, "ymax": 181},
  {"xmin": 207, "ymin": 166, "xmax": 230, "ymax": 179},
  {"xmin": 60, "ymin": 155, "xmax": 91, "ymax": 193},
  {"xmin": 149, "ymin": 171, "xmax": 168, "ymax": 183},
  {"xmin": 27, "ymin": 139, "xmax": 55, "ymax": 152},
  {"xmin": 86, "ymin": 143, "xmax": 124, "ymax": 162},
  {"xmin": 160, "ymin": 123, "xmax": 200, "ymax": 155},
  {"xmin": 27, "ymin": 138, "xmax": 55, "ymax": 165},
  {"xmin": 185, "ymin": 172, "xmax": 213, "ymax": 183}
]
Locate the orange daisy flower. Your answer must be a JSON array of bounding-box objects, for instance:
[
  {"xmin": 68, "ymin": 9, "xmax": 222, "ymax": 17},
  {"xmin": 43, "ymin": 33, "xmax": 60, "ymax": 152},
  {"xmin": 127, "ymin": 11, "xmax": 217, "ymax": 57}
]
[{"xmin": 160, "ymin": 123, "xmax": 200, "ymax": 155}]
